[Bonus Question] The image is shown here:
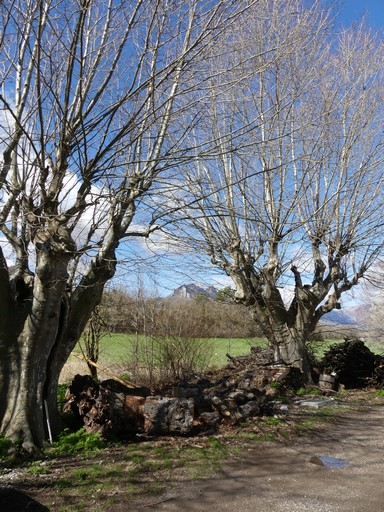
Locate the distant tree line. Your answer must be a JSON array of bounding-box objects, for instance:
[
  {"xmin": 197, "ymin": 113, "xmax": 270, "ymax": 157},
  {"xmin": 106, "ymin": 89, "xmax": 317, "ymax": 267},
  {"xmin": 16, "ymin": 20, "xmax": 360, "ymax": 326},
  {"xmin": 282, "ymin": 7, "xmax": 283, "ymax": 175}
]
[{"xmin": 99, "ymin": 287, "xmax": 263, "ymax": 339}]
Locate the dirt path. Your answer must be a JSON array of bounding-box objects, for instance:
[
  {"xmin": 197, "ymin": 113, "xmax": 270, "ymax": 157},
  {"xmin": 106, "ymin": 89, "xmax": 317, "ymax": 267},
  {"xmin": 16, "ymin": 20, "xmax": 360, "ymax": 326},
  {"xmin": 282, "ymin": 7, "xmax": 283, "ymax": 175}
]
[{"xmin": 130, "ymin": 404, "xmax": 384, "ymax": 512}]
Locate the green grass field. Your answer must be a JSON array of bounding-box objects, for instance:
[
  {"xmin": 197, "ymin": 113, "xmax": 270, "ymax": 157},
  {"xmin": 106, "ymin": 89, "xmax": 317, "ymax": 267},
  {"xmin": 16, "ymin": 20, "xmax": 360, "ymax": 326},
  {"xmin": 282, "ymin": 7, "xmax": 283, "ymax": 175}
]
[
  {"xmin": 65, "ymin": 333, "xmax": 381, "ymax": 385},
  {"xmin": 78, "ymin": 333, "xmax": 350, "ymax": 368},
  {"xmin": 78, "ymin": 333, "xmax": 268, "ymax": 369},
  {"xmin": 66, "ymin": 334, "xmax": 268, "ymax": 385},
  {"xmin": 72, "ymin": 333, "xmax": 380, "ymax": 382}
]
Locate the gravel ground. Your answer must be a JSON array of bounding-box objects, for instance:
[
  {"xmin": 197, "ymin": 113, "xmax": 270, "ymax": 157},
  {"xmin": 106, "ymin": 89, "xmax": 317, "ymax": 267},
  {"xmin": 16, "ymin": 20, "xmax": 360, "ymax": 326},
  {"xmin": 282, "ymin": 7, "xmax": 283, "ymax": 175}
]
[{"xmin": 128, "ymin": 403, "xmax": 384, "ymax": 512}]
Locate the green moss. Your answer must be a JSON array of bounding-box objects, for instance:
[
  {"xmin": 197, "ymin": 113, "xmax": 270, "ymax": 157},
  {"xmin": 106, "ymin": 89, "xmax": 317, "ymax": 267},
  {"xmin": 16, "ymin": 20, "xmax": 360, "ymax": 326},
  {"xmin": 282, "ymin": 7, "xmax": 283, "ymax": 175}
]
[{"xmin": 295, "ymin": 386, "xmax": 322, "ymax": 396}]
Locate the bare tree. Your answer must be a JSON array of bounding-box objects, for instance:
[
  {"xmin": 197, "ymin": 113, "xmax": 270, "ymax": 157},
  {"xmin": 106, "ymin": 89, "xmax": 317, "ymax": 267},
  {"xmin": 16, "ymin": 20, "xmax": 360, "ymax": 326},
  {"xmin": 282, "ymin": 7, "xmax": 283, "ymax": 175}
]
[
  {"xmin": 170, "ymin": 3, "xmax": 384, "ymax": 380},
  {"xmin": 359, "ymin": 263, "xmax": 384, "ymax": 347},
  {"xmin": 0, "ymin": 0, "xmax": 256, "ymax": 452}
]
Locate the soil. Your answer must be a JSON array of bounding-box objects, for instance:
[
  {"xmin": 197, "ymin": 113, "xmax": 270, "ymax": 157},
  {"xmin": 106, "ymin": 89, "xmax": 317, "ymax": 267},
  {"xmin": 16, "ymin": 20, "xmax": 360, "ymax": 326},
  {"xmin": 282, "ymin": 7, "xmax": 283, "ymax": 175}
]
[
  {"xmin": 2, "ymin": 392, "xmax": 384, "ymax": 512},
  {"xmin": 128, "ymin": 397, "xmax": 384, "ymax": 512}
]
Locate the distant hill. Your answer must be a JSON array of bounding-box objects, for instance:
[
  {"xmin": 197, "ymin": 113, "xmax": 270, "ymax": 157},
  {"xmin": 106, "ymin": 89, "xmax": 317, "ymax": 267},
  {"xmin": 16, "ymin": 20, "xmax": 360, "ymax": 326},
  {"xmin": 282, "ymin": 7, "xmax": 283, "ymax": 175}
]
[
  {"xmin": 168, "ymin": 284, "xmax": 370, "ymax": 329},
  {"xmin": 321, "ymin": 309, "xmax": 356, "ymax": 326},
  {"xmin": 320, "ymin": 304, "xmax": 369, "ymax": 327},
  {"xmin": 168, "ymin": 283, "xmax": 218, "ymax": 300}
]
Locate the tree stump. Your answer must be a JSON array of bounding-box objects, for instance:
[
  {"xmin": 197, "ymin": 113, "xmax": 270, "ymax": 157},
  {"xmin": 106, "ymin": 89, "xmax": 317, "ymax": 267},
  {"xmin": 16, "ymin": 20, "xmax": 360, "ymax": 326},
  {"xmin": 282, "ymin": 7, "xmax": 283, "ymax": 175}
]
[{"xmin": 144, "ymin": 397, "xmax": 194, "ymax": 436}]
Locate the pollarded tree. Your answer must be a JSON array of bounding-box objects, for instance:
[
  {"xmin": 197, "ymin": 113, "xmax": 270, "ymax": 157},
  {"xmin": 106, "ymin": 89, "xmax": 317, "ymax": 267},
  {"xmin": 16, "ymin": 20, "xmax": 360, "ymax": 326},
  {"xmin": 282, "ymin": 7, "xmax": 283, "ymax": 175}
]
[
  {"xmin": 360, "ymin": 264, "xmax": 384, "ymax": 346},
  {"xmin": 0, "ymin": 0, "xmax": 256, "ymax": 452},
  {"xmin": 171, "ymin": 3, "xmax": 384, "ymax": 380}
]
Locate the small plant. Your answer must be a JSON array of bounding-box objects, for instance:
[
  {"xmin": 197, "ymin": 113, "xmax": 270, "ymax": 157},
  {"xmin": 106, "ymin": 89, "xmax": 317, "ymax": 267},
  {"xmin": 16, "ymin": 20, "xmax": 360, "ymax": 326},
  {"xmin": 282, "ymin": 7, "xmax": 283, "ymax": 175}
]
[
  {"xmin": 72, "ymin": 469, "xmax": 89, "ymax": 481},
  {"xmin": 207, "ymin": 437, "xmax": 227, "ymax": 454},
  {"xmin": 295, "ymin": 386, "xmax": 322, "ymax": 397},
  {"xmin": 119, "ymin": 372, "xmax": 131, "ymax": 383},
  {"xmin": 57, "ymin": 383, "xmax": 68, "ymax": 413},
  {"xmin": 56, "ymin": 478, "xmax": 72, "ymax": 489},
  {"xmin": 296, "ymin": 419, "xmax": 315, "ymax": 431},
  {"xmin": 255, "ymin": 432, "xmax": 277, "ymax": 442},
  {"xmin": 50, "ymin": 428, "xmax": 106, "ymax": 456},
  {"xmin": 264, "ymin": 417, "xmax": 282, "ymax": 426},
  {"xmin": 0, "ymin": 436, "xmax": 12, "ymax": 459},
  {"xmin": 375, "ymin": 389, "xmax": 384, "ymax": 397},
  {"xmin": 26, "ymin": 461, "xmax": 50, "ymax": 476}
]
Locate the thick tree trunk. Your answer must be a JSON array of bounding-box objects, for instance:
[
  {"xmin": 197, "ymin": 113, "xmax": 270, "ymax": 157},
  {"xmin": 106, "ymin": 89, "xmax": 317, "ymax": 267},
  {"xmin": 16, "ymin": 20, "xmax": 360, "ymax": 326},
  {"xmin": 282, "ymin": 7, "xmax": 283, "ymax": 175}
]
[
  {"xmin": 273, "ymin": 330, "xmax": 312, "ymax": 383},
  {"xmin": 0, "ymin": 231, "xmax": 116, "ymax": 453},
  {"xmin": 42, "ymin": 251, "xmax": 118, "ymax": 440},
  {"xmin": 0, "ymin": 293, "xmax": 109, "ymax": 452},
  {"xmin": 0, "ymin": 249, "xmax": 69, "ymax": 451},
  {"xmin": 248, "ymin": 306, "xmax": 313, "ymax": 382},
  {"xmin": 229, "ymin": 263, "xmax": 334, "ymax": 384},
  {"xmin": 0, "ymin": 343, "xmax": 48, "ymax": 453},
  {"xmin": 44, "ymin": 281, "xmax": 108, "ymax": 435},
  {"xmin": 232, "ymin": 276, "xmax": 315, "ymax": 383}
]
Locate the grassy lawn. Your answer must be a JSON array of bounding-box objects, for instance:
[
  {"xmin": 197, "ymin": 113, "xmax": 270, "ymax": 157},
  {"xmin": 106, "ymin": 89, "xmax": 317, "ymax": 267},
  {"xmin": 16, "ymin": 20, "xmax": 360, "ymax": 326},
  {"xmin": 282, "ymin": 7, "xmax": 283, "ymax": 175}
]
[
  {"xmin": 207, "ymin": 337, "xmax": 267, "ymax": 367},
  {"xmin": 74, "ymin": 334, "xmax": 349, "ymax": 370},
  {"xmin": 77, "ymin": 333, "xmax": 267, "ymax": 368},
  {"xmin": 83, "ymin": 334, "xmax": 351, "ymax": 364},
  {"xmin": 64, "ymin": 333, "xmax": 353, "ymax": 385},
  {"xmin": 63, "ymin": 334, "xmax": 268, "ymax": 386}
]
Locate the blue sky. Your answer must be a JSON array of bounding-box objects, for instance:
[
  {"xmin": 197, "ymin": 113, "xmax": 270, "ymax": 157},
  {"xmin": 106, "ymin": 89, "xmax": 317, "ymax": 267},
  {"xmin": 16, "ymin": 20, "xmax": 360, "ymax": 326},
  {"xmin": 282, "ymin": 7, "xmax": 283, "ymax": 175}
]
[
  {"xmin": 340, "ymin": 0, "xmax": 384, "ymax": 28},
  {"xmin": 114, "ymin": 2, "xmax": 384, "ymax": 302}
]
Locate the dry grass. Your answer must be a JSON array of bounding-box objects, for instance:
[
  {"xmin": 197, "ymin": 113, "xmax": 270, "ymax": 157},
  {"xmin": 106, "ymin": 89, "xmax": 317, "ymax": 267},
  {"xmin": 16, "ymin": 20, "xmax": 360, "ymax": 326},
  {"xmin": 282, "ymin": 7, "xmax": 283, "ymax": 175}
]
[
  {"xmin": 59, "ymin": 354, "xmax": 129, "ymax": 385},
  {"xmin": 59, "ymin": 357, "xmax": 89, "ymax": 384}
]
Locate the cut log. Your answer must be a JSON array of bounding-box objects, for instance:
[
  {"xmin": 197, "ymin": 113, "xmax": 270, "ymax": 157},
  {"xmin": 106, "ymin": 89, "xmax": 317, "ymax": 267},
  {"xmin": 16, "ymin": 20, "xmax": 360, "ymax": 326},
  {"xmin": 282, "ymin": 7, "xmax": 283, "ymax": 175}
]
[
  {"xmin": 144, "ymin": 397, "xmax": 194, "ymax": 436},
  {"xmin": 319, "ymin": 373, "xmax": 336, "ymax": 390}
]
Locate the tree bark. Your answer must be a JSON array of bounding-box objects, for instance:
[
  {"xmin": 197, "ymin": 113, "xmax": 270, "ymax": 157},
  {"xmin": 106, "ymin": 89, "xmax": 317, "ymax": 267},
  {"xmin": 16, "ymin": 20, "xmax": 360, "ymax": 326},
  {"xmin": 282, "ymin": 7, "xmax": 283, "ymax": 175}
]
[
  {"xmin": 247, "ymin": 303, "xmax": 312, "ymax": 383},
  {"xmin": 44, "ymin": 244, "xmax": 119, "ymax": 437},
  {"xmin": 0, "ymin": 228, "xmax": 117, "ymax": 451}
]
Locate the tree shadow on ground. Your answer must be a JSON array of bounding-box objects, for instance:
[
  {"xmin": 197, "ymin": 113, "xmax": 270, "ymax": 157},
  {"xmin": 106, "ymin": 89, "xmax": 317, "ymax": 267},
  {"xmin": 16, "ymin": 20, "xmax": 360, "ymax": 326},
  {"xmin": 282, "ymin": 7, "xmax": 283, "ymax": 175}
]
[{"xmin": 0, "ymin": 487, "xmax": 49, "ymax": 511}]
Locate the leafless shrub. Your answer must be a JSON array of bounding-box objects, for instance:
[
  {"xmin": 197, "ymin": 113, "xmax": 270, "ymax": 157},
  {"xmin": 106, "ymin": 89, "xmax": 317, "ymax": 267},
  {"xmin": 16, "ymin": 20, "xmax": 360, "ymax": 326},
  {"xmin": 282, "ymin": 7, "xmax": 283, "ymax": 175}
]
[{"xmin": 123, "ymin": 300, "xmax": 213, "ymax": 387}]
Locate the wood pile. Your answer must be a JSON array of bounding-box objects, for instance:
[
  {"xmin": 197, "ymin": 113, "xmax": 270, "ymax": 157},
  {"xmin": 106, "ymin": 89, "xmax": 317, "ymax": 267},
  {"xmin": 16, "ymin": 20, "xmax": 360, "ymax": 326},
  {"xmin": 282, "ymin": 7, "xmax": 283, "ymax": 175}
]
[
  {"xmin": 371, "ymin": 361, "xmax": 384, "ymax": 388},
  {"xmin": 320, "ymin": 338, "xmax": 384, "ymax": 389},
  {"xmin": 197, "ymin": 365, "xmax": 304, "ymax": 426},
  {"xmin": 64, "ymin": 375, "xmax": 150, "ymax": 439},
  {"xmin": 64, "ymin": 339, "xmax": 384, "ymax": 440},
  {"xmin": 64, "ymin": 355, "xmax": 305, "ymax": 440},
  {"xmin": 226, "ymin": 346, "xmax": 275, "ymax": 368}
]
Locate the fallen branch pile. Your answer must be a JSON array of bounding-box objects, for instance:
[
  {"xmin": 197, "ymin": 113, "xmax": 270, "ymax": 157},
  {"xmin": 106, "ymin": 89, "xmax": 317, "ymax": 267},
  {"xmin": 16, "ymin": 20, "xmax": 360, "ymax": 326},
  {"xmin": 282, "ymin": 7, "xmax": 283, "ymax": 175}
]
[
  {"xmin": 320, "ymin": 338, "xmax": 384, "ymax": 389},
  {"xmin": 64, "ymin": 349, "xmax": 305, "ymax": 440}
]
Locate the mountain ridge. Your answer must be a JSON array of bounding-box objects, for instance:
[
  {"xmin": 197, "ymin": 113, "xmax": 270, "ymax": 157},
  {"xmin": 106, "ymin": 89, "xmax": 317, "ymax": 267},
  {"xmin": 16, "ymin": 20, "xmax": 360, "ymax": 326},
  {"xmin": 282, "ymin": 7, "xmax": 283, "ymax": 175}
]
[{"xmin": 168, "ymin": 283, "xmax": 218, "ymax": 300}]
